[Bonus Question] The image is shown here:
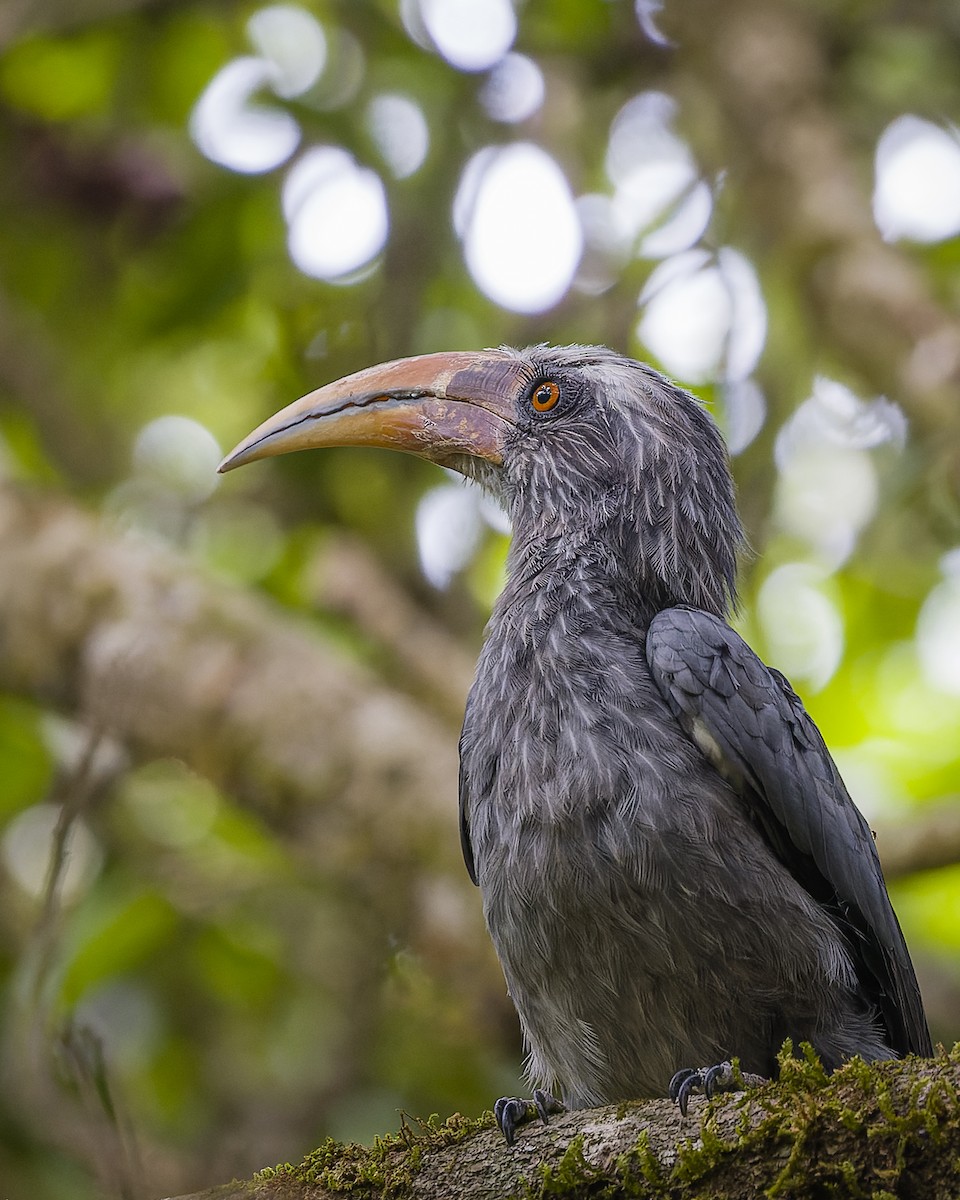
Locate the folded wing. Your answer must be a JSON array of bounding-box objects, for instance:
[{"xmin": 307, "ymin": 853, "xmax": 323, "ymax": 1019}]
[{"xmin": 646, "ymin": 605, "xmax": 930, "ymax": 1058}]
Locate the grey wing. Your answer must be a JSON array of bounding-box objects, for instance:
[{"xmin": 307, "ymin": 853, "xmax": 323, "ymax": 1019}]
[
  {"xmin": 458, "ymin": 751, "xmax": 478, "ymax": 886},
  {"xmin": 458, "ymin": 696, "xmax": 479, "ymax": 887},
  {"xmin": 646, "ymin": 605, "xmax": 931, "ymax": 1058}
]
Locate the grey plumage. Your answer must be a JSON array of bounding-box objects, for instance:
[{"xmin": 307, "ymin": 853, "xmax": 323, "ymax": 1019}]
[{"xmin": 220, "ymin": 341, "xmax": 930, "ymax": 1126}]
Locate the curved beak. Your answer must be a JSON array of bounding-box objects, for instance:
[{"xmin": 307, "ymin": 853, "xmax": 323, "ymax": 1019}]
[{"xmin": 218, "ymin": 350, "xmax": 525, "ymax": 474}]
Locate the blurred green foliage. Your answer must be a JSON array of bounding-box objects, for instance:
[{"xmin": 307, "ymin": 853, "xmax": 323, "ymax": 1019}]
[{"xmin": 0, "ymin": 1, "xmax": 958, "ymax": 1197}]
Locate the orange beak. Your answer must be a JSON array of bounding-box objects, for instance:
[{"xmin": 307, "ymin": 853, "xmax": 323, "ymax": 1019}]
[{"xmin": 218, "ymin": 350, "xmax": 526, "ymax": 474}]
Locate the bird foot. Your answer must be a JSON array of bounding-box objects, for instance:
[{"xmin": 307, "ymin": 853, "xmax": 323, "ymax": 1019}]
[
  {"xmin": 669, "ymin": 1060, "xmax": 763, "ymax": 1116},
  {"xmin": 494, "ymin": 1089, "xmax": 565, "ymax": 1145}
]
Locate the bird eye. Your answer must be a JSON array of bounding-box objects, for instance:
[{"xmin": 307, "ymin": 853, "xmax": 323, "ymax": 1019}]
[{"xmin": 531, "ymin": 381, "xmax": 560, "ymax": 412}]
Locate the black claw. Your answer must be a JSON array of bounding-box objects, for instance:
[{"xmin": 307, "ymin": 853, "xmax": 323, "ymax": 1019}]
[
  {"xmin": 702, "ymin": 1063, "xmax": 725, "ymax": 1098},
  {"xmin": 668, "ymin": 1067, "xmax": 697, "ymax": 1103},
  {"xmin": 676, "ymin": 1073, "xmax": 699, "ymax": 1117},
  {"xmin": 494, "ymin": 1096, "xmax": 528, "ymax": 1146},
  {"xmin": 670, "ymin": 1060, "xmax": 742, "ymax": 1115}
]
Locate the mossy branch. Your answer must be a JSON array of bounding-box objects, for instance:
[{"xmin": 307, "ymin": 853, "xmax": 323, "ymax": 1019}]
[{"xmin": 164, "ymin": 1048, "xmax": 960, "ymax": 1200}]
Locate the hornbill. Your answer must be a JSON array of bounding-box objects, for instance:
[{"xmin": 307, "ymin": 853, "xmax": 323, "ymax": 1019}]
[{"xmin": 220, "ymin": 345, "xmax": 930, "ymax": 1142}]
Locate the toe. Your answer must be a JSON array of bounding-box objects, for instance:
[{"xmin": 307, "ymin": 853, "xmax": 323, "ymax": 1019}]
[
  {"xmin": 494, "ymin": 1096, "xmax": 529, "ymax": 1146},
  {"xmin": 532, "ymin": 1089, "xmax": 565, "ymax": 1125}
]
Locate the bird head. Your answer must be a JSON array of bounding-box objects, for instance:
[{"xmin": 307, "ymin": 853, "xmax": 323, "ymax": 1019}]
[{"xmin": 219, "ymin": 344, "xmax": 744, "ymax": 615}]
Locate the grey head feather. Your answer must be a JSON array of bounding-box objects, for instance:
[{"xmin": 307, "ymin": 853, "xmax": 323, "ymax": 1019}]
[{"xmin": 465, "ymin": 345, "xmax": 745, "ymax": 618}]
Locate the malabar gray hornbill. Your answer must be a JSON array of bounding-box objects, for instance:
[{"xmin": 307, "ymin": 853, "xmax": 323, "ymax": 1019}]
[{"xmin": 219, "ymin": 345, "xmax": 930, "ymax": 1141}]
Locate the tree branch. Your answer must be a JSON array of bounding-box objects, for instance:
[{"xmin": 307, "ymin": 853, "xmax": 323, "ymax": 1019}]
[
  {"xmin": 0, "ymin": 484, "xmax": 464, "ymax": 874},
  {"xmin": 670, "ymin": 0, "xmax": 960, "ymax": 490},
  {"xmin": 305, "ymin": 532, "xmax": 477, "ymax": 727},
  {"xmin": 162, "ymin": 1050, "xmax": 960, "ymax": 1200},
  {"xmin": 878, "ymin": 800, "xmax": 960, "ymax": 881}
]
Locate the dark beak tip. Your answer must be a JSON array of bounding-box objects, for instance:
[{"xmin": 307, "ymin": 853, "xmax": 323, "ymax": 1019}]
[{"xmin": 217, "ymin": 444, "xmax": 257, "ymax": 473}]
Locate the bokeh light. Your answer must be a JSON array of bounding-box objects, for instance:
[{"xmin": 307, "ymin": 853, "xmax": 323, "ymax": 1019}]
[
  {"xmin": 605, "ymin": 92, "xmax": 711, "ymax": 257},
  {"xmin": 123, "ymin": 760, "xmax": 220, "ymax": 849},
  {"xmin": 917, "ymin": 556, "xmax": 960, "ymax": 695},
  {"xmin": 246, "ymin": 4, "xmax": 326, "ymax": 99},
  {"xmin": 454, "ymin": 142, "xmax": 582, "ymax": 312},
  {"xmin": 416, "ymin": 481, "xmax": 486, "ymax": 589},
  {"xmin": 190, "ymin": 56, "xmax": 301, "ymax": 174},
  {"xmin": 418, "ymin": 0, "xmax": 516, "ymax": 72},
  {"xmin": 1, "ymin": 804, "xmax": 103, "ymax": 902},
  {"xmin": 757, "ymin": 564, "xmax": 844, "ymax": 690},
  {"xmin": 416, "ymin": 476, "xmax": 510, "ymax": 588},
  {"xmin": 134, "ymin": 415, "xmax": 223, "ymax": 504},
  {"xmin": 634, "ymin": 0, "xmax": 672, "ymax": 46},
  {"xmin": 191, "ymin": 6, "xmax": 328, "ymax": 175},
  {"xmin": 775, "ymin": 447, "xmax": 877, "ymax": 568},
  {"xmin": 638, "ymin": 182, "xmax": 713, "ymax": 259},
  {"xmin": 366, "ymin": 93, "xmax": 430, "ymax": 179},
  {"xmin": 480, "ymin": 53, "xmax": 545, "ymax": 123},
  {"xmin": 283, "ymin": 148, "xmax": 389, "ymax": 280},
  {"xmin": 721, "ymin": 378, "xmax": 767, "ymax": 456},
  {"xmin": 772, "ymin": 378, "xmax": 905, "ymax": 566},
  {"xmin": 775, "ymin": 377, "xmax": 907, "ymax": 462},
  {"xmin": 637, "ymin": 247, "xmax": 766, "ymax": 384},
  {"xmin": 874, "ymin": 115, "xmax": 960, "ymax": 243},
  {"xmin": 773, "ymin": 378, "xmax": 906, "ymax": 566}
]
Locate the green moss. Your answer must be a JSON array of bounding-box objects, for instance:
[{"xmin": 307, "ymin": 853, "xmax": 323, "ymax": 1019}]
[
  {"xmin": 728, "ymin": 1043, "xmax": 960, "ymax": 1198},
  {"xmin": 518, "ymin": 1136, "xmax": 608, "ymax": 1198},
  {"xmin": 669, "ymin": 1118, "xmax": 730, "ymax": 1186},
  {"xmin": 253, "ymin": 1111, "xmax": 490, "ymax": 1195},
  {"xmin": 521, "ymin": 1044, "xmax": 960, "ymax": 1199},
  {"xmin": 252, "ymin": 1163, "xmax": 291, "ymax": 1181},
  {"xmin": 616, "ymin": 1132, "xmax": 667, "ymax": 1191}
]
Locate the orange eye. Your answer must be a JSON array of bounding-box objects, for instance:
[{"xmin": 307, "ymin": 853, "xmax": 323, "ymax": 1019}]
[{"xmin": 531, "ymin": 381, "xmax": 560, "ymax": 412}]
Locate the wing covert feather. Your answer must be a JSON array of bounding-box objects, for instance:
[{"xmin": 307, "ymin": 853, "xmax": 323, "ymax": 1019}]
[{"xmin": 647, "ymin": 605, "xmax": 930, "ymax": 1057}]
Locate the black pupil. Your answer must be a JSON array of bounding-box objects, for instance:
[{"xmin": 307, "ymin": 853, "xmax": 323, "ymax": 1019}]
[{"xmin": 537, "ymin": 385, "xmax": 553, "ymax": 405}]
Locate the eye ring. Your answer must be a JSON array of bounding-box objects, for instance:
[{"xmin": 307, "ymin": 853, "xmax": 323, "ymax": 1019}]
[{"xmin": 531, "ymin": 380, "xmax": 560, "ymax": 413}]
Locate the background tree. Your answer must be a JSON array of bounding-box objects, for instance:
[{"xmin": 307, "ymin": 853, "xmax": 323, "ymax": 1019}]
[{"xmin": 0, "ymin": 1, "xmax": 958, "ymax": 1197}]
